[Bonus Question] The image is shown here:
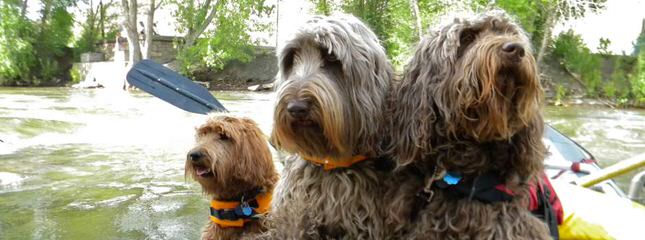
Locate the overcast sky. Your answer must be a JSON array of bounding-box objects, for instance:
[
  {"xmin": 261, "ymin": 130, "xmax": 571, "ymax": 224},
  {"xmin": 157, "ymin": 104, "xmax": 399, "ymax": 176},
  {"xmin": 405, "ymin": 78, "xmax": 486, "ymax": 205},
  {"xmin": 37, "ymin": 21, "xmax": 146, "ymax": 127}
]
[{"xmin": 553, "ymin": 0, "xmax": 645, "ymax": 55}]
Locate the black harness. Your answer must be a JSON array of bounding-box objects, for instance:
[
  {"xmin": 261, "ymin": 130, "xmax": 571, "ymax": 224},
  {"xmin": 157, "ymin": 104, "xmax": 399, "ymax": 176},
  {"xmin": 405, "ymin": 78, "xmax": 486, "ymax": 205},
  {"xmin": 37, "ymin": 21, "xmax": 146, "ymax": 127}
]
[
  {"xmin": 210, "ymin": 198, "xmax": 262, "ymax": 221},
  {"xmin": 413, "ymin": 170, "xmax": 560, "ymax": 240},
  {"xmin": 210, "ymin": 188, "xmax": 265, "ymax": 221}
]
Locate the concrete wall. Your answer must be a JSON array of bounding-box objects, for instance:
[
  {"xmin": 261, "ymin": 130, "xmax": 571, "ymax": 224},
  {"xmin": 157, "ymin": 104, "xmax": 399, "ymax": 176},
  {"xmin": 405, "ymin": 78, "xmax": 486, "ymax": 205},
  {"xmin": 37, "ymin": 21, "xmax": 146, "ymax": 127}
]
[
  {"xmin": 97, "ymin": 35, "xmax": 180, "ymax": 63},
  {"xmin": 192, "ymin": 47, "xmax": 278, "ymax": 87},
  {"xmin": 75, "ymin": 36, "xmax": 278, "ymax": 90}
]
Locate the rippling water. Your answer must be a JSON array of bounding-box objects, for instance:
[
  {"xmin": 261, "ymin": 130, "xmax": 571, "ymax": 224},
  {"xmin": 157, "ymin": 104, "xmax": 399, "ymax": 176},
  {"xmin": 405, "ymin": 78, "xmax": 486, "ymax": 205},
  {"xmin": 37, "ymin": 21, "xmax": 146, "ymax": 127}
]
[
  {"xmin": 0, "ymin": 88, "xmax": 276, "ymax": 239},
  {"xmin": 545, "ymin": 106, "xmax": 645, "ymax": 190},
  {"xmin": 1, "ymin": 88, "xmax": 644, "ymax": 239}
]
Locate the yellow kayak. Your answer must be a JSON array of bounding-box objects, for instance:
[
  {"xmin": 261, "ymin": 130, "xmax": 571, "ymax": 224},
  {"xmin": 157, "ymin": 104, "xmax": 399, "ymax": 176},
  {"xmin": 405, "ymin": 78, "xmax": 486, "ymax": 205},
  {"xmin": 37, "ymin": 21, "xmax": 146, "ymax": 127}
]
[{"xmin": 554, "ymin": 181, "xmax": 645, "ymax": 240}]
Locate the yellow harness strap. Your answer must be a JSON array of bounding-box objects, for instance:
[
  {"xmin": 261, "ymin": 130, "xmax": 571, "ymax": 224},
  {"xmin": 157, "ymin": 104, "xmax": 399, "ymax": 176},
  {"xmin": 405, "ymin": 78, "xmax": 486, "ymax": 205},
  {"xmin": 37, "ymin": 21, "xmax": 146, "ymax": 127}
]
[
  {"xmin": 303, "ymin": 155, "xmax": 368, "ymax": 171},
  {"xmin": 209, "ymin": 192, "xmax": 272, "ymax": 228}
]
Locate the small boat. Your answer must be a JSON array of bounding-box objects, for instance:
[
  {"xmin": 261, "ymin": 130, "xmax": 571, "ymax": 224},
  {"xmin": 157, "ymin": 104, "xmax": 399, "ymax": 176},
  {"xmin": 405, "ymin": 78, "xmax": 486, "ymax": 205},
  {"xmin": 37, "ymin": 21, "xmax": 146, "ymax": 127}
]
[
  {"xmin": 543, "ymin": 125, "xmax": 626, "ymax": 197},
  {"xmin": 543, "ymin": 124, "xmax": 645, "ymax": 239}
]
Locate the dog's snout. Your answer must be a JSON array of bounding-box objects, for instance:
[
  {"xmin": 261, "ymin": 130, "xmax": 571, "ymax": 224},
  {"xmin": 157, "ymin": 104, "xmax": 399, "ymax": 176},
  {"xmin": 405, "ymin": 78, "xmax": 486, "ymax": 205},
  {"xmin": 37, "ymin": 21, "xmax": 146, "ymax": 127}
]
[
  {"xmin": 287, "ymin": 100, "xmax": 310, "ymax": 118},
  {"xmin": 188, "ymin": 150, "xmax": 204, "ymax": 161},
  {"xmin": 501, "ymin": 42, "xmax": 525, "ymax": 58}
]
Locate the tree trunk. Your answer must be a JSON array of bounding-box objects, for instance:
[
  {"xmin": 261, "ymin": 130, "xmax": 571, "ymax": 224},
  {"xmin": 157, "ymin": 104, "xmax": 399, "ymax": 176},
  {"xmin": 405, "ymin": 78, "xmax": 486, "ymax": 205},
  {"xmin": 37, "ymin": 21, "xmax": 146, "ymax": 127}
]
[
  {"xmin": 144, "ymin": 0, "xmax": 156, "ymax": 59},
  {"xmin": 121, "ymin": 0, "xmax": 142, "ymax": 64},
  {"xmin": 120, "ymin": 0, "xmax": 142, "ymax": 90},
  {"xmin": 409, "ymin": 0, "xmax": 422, "ymax": 40},
  {"xmin": 99, "ymin": 0, "xmax": 105, "ymax": 39},
  {"xmin": 182, "ymin": 0, "xmax": 220, "ymax": 49},
  {"xmin": 536, "ymin": 13, "xmax": 554, "ymax": 65},
  {"xmin": 20, "ymin": 0, "xmax": 28, "ymax": 18},
  {"xmin": 40, "ymin": 0, "xmax": 52, "ymax": 30}
]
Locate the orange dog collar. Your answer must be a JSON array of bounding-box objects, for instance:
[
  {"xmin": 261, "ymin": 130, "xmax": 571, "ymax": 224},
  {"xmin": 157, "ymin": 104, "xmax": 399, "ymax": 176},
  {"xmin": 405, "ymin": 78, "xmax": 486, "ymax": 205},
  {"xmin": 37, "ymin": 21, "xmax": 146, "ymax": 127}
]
[
  {"xmin": 303, "ymin": 155, "xmax": 368, "ymax": 170},
  {"xmin": 209, "ymin": 192, "xmax": 272, "ymax": 228}
]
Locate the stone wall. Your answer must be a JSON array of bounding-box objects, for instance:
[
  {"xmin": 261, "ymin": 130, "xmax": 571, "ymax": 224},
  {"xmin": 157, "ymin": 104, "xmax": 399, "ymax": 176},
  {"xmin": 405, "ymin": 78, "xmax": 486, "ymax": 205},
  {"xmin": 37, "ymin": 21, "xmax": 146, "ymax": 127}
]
[
  {"xmin": 76, "ymin": 36, "xmax": 278, "ymax": 90},
  {"xmin": 96, "ymin": 35, "xmax": 180, "ymax": 63},
  {"xmin": 192, "ymin": 46, "xmax": 278, "ymax": 89}
]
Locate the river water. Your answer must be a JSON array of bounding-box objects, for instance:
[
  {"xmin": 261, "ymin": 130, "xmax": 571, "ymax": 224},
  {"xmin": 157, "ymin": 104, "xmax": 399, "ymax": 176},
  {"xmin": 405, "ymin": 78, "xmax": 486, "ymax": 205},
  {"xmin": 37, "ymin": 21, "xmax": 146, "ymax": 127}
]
[{"xmin": 1, "ymin": 88, "xmax": 644, "ymax": 239}]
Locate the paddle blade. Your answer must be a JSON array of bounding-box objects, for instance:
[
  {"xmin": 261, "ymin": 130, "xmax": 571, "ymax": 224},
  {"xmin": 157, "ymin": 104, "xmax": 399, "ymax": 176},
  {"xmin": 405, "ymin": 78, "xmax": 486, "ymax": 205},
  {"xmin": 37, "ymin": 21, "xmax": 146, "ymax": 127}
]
[{"xmin": 126, "ymin": 60, "xmax": 227, "ymax": 114}]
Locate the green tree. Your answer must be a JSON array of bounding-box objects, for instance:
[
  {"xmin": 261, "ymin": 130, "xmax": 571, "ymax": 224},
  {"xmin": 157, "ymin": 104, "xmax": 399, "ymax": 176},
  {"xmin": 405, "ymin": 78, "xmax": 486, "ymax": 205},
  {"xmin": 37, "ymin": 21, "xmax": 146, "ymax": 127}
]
[
  {"xmin": 313, "ymin": 0, "xmax": 335, "ymax": 15},
  {"xmin": 633, "ymin": 19, "xmax": 644, "ymax": 56},
  {"xmin": 310, "ymin": 0, "xmax": 447, "ymax": 67},
  {"xmin": 597, "ymin": 37, "xmax": 611, "ymax": 56},
  {"xmin": 552, "ymin": 30, "xmax": 602, "ymax": 96},
  {"xmin": 73, "ymin": 0, "xmax": 119, "ymax": 60},
  {"xmin": 0, "ymin": 0, "xmax": 75, "ymax": 86},
  {"xmin": 474, "ymin": 0, "xmax": 607, "ymax": 64},
  {"xmin": 634, "ymin": 47, "xmax": 645, "ymax": 103},
  {"xmin": 0, "ymin": 0, "xmax": 36, "ymax": 83},
  {"xmin": 170, "ymin": 0, "xmax": 274, "ymax": 74}
]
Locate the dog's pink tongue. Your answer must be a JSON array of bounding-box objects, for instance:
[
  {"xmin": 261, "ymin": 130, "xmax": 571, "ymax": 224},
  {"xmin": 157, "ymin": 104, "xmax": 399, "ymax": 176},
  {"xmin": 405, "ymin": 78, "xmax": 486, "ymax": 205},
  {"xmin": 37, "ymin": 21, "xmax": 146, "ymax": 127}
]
[{"xmin": 196, "ymin": 168, "xmax": 211, "ymax": 176}]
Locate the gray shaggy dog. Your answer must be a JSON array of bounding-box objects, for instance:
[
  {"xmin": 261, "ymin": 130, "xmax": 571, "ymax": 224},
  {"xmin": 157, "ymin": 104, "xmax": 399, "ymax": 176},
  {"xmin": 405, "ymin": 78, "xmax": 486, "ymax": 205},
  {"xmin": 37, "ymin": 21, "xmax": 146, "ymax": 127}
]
[
  {"xmin": 384, "ymin": 10, "xmax": 552, "ymax": 239},
  {"xmin": 258, "ymin": 14, "xmax": 393, "ymax": 239}
]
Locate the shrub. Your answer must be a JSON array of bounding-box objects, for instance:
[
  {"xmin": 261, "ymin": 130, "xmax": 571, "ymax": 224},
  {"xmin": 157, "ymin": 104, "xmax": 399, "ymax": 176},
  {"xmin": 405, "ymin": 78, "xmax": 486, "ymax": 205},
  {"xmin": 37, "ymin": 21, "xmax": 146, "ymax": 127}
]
[{"xmin": 552, "ymin": 30, "xmax": 603, "ymax": 97}]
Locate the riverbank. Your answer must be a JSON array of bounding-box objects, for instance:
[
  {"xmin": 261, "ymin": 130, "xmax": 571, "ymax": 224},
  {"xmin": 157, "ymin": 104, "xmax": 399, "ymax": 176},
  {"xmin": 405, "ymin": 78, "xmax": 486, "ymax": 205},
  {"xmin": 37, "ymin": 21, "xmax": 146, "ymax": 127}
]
[{"xmin": 546, "ymin": 97, "xmax": 645, "ymax": 109}]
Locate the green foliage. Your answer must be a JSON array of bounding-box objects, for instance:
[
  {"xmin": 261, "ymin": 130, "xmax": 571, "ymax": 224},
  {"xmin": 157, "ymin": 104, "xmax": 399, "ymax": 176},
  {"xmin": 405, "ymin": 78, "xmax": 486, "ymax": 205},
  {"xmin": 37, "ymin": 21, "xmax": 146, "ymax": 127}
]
[
  {"xmin": 606, "ymin": 56, "xmax": 634, "ymax": 100},
  {"xmin": 0, "ymin": 3, "xmax": 36, "ymax": 83},
  {"xmin": 312, "ymin": 0, "xmax": 334, "ymax": 15},
  {"xmin": 309, "ymin": 0, "xmax": 447, "ymax": 68},
  {"xmin": 635, "ymin": 20, "xmax": 645, "ymax": 56},
  {"xmin": 171, "ymin": 0, "xmax": 274, "ymax": 75},
  {"xmin": 552, "ymin": 30, "xmax": 602, "ymax": 96},
  {"xmin": 554, "ymin": 84, "xmax": 567, "ymax": 106},
  {"xmin": 602, "ymin": 79, "xmax": 616, "ymax": 98},
  {"xmin": 70, "ymin": 64, "xmax": 82, "ymax": 84},
  {"xmin": 597, "ymin": 37, "xmax": 611, "ymax": 56},
  {"xmin": 634, "ymin": 50, "xmax": 645, "ymax": 103},
  {"xmin": 0, "ymin": 0, "xmax": 75, "ymax": 86},
  {"xmin": 73, "ymin": 1, "xmax": 119, "ymax": 61},
  {"xmin": 472, "ymin": 0, "xmax": 545, "ymax": 47}
]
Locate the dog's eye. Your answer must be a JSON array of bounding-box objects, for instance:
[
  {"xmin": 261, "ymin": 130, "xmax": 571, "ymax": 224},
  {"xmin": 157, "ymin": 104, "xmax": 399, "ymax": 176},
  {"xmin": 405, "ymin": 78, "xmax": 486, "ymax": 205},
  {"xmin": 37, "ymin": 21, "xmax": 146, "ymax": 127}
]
[
  {"xmin": 459, "ymin": 29, "xmax": 477, "ymax": 47},
  {"xmin": 218, "ymin": 133, "xmax": 229, "ymax": 141},
  {"xmin": 320, "ymin": 47, "xmax": 338, "ymax": 63},
  {"xmin": 324, "ymin": 52, "xmax": 338, "ymax": 62}
]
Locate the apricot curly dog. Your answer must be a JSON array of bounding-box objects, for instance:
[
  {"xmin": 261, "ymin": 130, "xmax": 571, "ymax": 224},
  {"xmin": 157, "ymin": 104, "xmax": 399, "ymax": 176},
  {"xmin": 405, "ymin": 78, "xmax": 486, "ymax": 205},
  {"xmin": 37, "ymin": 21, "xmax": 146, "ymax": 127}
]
[
  {"xmin": 186, "ymin": 115, "xmax": 278, "ymax": 240},
  {"xmin": 385, "ymin": 11, "xmax": 553, "ymax": 239},
  {"xmin": 260, "ymin": 14, "xmax": 394, "ymax": 239}
]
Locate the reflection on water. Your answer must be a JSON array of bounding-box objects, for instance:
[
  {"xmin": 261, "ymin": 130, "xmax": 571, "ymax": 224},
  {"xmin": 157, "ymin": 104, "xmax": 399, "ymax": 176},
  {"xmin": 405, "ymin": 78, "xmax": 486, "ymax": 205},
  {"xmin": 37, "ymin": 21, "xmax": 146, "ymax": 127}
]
[{"xmin": 1, "ymin": 88, "xmax": 644, "ymax": 238}]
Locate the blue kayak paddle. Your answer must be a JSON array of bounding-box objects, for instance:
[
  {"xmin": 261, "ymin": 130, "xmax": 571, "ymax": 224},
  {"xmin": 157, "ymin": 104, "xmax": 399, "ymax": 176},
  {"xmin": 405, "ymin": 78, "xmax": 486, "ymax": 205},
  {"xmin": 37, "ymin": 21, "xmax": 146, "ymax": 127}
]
[{"xmin": 126, "ymin": 59, "xmax": 227, "ymax": 114}]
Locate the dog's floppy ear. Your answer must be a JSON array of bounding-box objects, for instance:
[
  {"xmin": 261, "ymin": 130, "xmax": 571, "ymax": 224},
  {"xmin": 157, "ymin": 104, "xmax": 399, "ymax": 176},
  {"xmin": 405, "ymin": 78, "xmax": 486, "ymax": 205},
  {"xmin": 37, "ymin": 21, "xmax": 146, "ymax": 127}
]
[
  {"xmin": 387, "ymin": 41, "xmax": 438, "ymax": 167},
  {"xmin": 230, "ymin": 118, "xmax": 275, "ymax": 187}
]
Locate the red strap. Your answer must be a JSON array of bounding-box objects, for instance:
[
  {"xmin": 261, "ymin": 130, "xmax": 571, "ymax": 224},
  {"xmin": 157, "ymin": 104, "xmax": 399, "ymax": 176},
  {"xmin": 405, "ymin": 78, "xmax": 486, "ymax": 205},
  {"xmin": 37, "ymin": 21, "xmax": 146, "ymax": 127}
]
[
  {"xmin": 494, "ymin": 184, "xmax": 515, "ymax": 196},
  {"xmin": 527, "ymin": 173, "xmax": 563, "ymax": 224},
  {"xmin": 528, "ymin": 183, "xmax": 540, "ymax": 211}
]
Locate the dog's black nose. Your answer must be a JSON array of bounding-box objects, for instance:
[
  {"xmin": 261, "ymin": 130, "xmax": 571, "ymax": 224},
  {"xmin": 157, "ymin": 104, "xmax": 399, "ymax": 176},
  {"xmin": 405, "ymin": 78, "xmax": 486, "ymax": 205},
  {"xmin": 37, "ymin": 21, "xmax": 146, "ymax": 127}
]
[
  {"xmin": 287, "ymin": 100, "xmax": 310, "ymax": 118},
  {"xmin": 502, "ymin": 42, "xmax": 525, "ymax": 58},
  {"xmin": 188, "ymin": 150, "xmax": 203, "ymax": 161}
]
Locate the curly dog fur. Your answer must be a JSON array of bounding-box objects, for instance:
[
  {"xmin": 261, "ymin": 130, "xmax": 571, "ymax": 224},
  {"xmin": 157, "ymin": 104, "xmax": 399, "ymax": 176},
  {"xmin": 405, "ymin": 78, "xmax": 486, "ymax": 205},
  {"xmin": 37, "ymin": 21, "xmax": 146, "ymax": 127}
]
[
  {"xmin": 186, "ymin": 115, "xmax": 278, "ymax": 240},
  {"xmin": 259, "ymin": 14, "xmax": 394, "ymax": 239},
  {"xmin": 385, "ymin": 10, "xmax": 552, "ymax": 239}
]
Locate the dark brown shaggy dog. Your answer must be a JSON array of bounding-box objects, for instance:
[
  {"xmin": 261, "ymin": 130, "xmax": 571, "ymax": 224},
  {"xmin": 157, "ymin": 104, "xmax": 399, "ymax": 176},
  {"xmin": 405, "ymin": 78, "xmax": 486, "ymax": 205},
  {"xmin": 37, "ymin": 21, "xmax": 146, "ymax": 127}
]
[
  {"xmin": 385, "ymin": 11, "xmax": 552, "ymax": 239},
  {"xmin": 186, "ymin": 115, "xmax": 278, "ymax": 240},
  {"xmin": 261, "ymin": 14, "xmax": 393, "ymax": 239}
]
